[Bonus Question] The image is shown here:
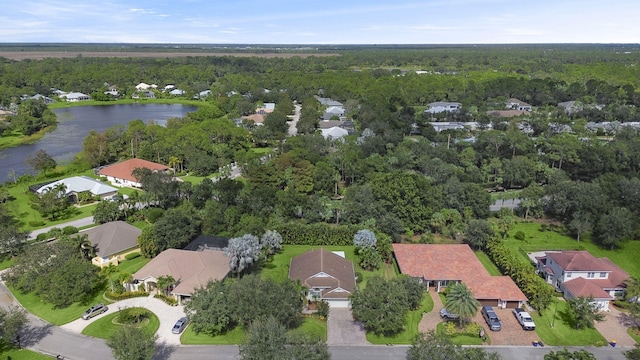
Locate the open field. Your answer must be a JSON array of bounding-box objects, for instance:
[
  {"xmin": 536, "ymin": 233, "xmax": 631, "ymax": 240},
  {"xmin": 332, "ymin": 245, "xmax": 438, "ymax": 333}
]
[{"xmin": 0, "ymin": 51, "xmax": 339, "ymax": 61}]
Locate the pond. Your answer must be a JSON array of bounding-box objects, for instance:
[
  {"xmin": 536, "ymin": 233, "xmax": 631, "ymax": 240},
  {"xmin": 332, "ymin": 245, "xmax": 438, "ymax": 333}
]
[{"xmin": 0, "ymin": 103, "xmax": 196, "ymax": 182}]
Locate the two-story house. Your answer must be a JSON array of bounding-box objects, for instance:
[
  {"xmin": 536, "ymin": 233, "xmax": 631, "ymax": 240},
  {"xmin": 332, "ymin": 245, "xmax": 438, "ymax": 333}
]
[{"xmin": 536, "ymin": 251, "xmax": 629, "ymax": 310}]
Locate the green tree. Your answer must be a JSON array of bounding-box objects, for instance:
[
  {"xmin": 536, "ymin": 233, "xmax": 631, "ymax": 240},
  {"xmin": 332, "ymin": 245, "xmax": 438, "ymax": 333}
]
[
  {"xmin": 358, "ymin": 246, "xmax": 382, "ymax": 271},
  {"xmin": 156, "ymin": 275, "xmax": 176, "ymax": 296},
  {"xmin": 239, "ymin": 316, "xmax": 288, "ymax": 360},
  {"xmin": 93, "ymin": 200, "xmax": 123, "ymax": 224},
  {"xmin": 32, "ymin": 183, "xmax": 70, "ymax": 220},
  {"xmin": 567, "ymin": 296, "xmax": 606, "ymax": 329},
  {"xmin": 224, "ymin": 234, "xmax": 262, "ymax": 278},
  {"xmin": 261, "ymin": 230, "xmax": 283, "ymax": 256},
  {"xmin": 567, "ymin": 211, "xmax": 593, "ymax": 242},
  {"xmin": 0, "ymin": 306, "xmax": 28, "ymax": 348},
  {"xmin": 106, "ymin": 325, "xmax": 157, "ymax": 360},
  {"xmin": 624, "ymin": 344, "xmax": 640, "ymax": 360},
  {"xmin": 263, "ymin": 111, "xmax": 289, "ymax": 139},
  {"xmin": 350, "ymin": 277, "xmax": 412, "ymax": 335},
  {"xmin": 544, "ymin": 348, "xmax": 596, "ymax": 360},
  {"xmin": 0, "ymin": 205, "xmax": 28, "ymax": 255},
  {"xmin": 408, "ymin": 329, "xmax": 501, "ymax": 360},
  {"xmin": 185, "ymin": 280, "xmax": 235, "ymax": 335},
  {"xmin": 445, "ymin": 282, "xmax": 480, "ymax": 324},
  {"xmin": 593, "ymin": 207, "xmax": 634, "ymax": 249},
  {"xmin": 25, "ymin": 149, "xmax": 57, "ymax": 176},
  {"xmin": 464, "ymin": 219, "xmax": 495, "ymax": 250}
]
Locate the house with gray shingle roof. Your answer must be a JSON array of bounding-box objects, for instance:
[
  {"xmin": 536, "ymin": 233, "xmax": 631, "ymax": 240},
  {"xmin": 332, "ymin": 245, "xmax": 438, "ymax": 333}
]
[
  {"xmin": 289, "ymin": 248, "xmax": 356, "ymax": 308},
  {"xmin": 82, "ymin": 221, "xmax": 141, "ymax": 268}
]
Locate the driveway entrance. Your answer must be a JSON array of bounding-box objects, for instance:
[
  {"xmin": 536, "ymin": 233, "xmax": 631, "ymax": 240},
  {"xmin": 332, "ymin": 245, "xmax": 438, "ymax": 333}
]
[{"xmin": 327, "ymin": 308, "xmax": 369, "ymax": 345}]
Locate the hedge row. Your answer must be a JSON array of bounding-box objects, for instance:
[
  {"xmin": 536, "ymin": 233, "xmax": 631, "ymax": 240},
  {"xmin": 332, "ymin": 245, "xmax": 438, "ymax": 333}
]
[
  {"xmin": 154, "ymin": 293, "xmax": 178, "ymax": 306},
  {"xmin": 105, "ymin": 290, "xmax": 148, "ymax": 301},
  {"xmin": 274, "ymin": 223, "xmax": 362, "ymax": 246},
  {"xmin": 485, "ymin": 239, "xmax": 555, "ymax": 311}
]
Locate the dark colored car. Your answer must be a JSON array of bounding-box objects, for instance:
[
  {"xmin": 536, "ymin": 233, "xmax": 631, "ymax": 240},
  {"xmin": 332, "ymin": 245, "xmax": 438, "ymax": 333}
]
[
  {"xmin": 481, "ymin": 305, "xmax": 502, "ymax": 331},
  {"xmin": 81, "ymin": 304, "xmax": 108, "ymax": 320},
  {"xmin": 172, "ymin": 317, "xmax": 189, "ymax": 334},
  {"xmin": 439, "ymin": 308, "xmax": 460, "ymax": 320}
]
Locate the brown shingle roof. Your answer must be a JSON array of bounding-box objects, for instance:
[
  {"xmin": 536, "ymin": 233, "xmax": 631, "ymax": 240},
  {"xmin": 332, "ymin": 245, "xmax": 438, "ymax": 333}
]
[
  {"xmin": 548, "ymin": 251, "xmax": 612, "ymax": 272},
  {"xmin": 133, "ymin": 249, "xmax": 230, "ymax": 296},
  {"xmin": 82, "ymin": 221, "xmax": 141, "ymax": 257},
  {"xmin": 393, "ymin": 244, "xmax": 527, "ymax": 302},
  {"xmin": 564, "ymin": 277, "xmax": 614, "ymax": 300},
  {"xmin": 289, "ymin": 248, "xmax": 356, "ymax": 298},
  {"xmin": 98, "ymin": 158, "xmax": 168, "ymax": 183}
]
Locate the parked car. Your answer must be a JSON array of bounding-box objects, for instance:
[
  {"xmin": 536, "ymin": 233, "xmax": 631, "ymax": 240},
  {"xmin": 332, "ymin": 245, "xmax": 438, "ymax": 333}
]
[
  {"xmin": 440, "ymin": 308, "xmax": 460, "ymax": 320},
  {"xmin": 172, "ymin": 317, "xmax": 189, "ymax": 334},
  {"xmin": 81, "ymin": 304, "xmax": 108, "ymax": 320},
  {"xmin": 512, "ymin": 307, "xmax": 536, "ymax": 330},
  {"xmin": 481, "ymin": 305, "xmax": 501, "ymax": 331}
]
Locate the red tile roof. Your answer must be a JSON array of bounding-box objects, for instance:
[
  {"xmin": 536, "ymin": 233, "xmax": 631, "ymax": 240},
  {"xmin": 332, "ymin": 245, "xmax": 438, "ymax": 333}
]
[
  {"xmin": 547, "ymin": 251, "xmax": 612, "ymax": 272},
  {"xmin": 563, "ymin": 277, "xmax": 614, "ymax": 300},
  {"xmin": 393, "ymin": 244, "xmax": 527, "ymax": 302},
  {"xmin": 98, "ymin": 158, "xmax": 168, "ymax": 183}
]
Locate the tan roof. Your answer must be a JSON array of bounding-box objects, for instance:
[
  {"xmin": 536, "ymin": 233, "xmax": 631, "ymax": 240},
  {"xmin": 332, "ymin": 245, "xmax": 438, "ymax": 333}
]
[
  {"xmin": 393, "ymin": 244, "xmax": 527, "ymax": 302},
  {"xmin": 133, "ymin": 249, "xmax": 230, "ymax": 295},
  {"xmin": 289, "ymin": 248, "xmax": 356, "ymax": 299},
  {"xmin": 83, "ymin": 221, "xmax": 141, "ymax": 257},
  {"xmin": 242, "ymin": 113, "xmax": 265, "ymax": 124},
  {"xmin": 98, "ymin": 158, "xmax": 168, "ymax": 183}
]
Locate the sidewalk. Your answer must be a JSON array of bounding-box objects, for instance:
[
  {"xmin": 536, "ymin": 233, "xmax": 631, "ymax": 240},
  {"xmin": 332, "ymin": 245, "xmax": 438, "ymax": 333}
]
[
  {"xmin": 61, "ymin": 293, "xmax": 186, "ymax": 345},
  {"xmin": 419, "ymin": 290, "xmax": 444, "ymax": 332},
  {"xmin": 28, "ymin": 216, "xmax": 95, "ymax": 240}
]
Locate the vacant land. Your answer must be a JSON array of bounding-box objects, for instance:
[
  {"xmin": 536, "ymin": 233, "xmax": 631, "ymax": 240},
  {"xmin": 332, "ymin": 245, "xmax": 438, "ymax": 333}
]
[{"xmin": 0, "ymin": 51, "xmax": 339, "ymax": 60}]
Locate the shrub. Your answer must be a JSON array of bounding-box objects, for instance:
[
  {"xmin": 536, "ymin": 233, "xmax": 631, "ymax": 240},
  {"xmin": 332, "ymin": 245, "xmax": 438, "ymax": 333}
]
[
  {"xmin": 316, "ymin": 300, "xmax": 330, "ymax": 319},
  {"xmin": 274, "ymin": 223, "xmax": 361, "ymax": 246},
  {"xmin": 62, "ymin": 226, "xmax": 79, "ymax": 235},
  {"xmin": 154, "ymin": 293, "xmax": 178, "ymax": 306},
  {"xmin": 36, "ymin": 233, "xmax": 49, "ymax": 241},
  {"xmin": 124, "ymin": 252, "xmax": 141, "ymax": 261},
  {"xmin": 118, "ymin": 307, "xmax": 150, "ymax": 324},
  {"xmin": 355, "ymin": 272, "xmax": 363, "ymax": 283},
  {"xmin": 105, "ymin": 290, "xmax": 148, "ymax": 301},
  {"xmin": 145, "ymin": 208, "xmax": 164, "ymax": 223},
  {"xmin": 29, "ymin": 220, "xmax": 45, "ymax": 227}
]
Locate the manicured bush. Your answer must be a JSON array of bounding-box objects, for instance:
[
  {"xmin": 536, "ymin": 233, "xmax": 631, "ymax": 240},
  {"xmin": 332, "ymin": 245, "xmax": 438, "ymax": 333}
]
[
  {"xmin": 118, "ymin": 307, "xmax": 150, "ymax": 324},
  {"xmin": 62, "ymin": 226, "xmax": 79, "ymax": 235},
  {"xmin": 124, "ymin": 252, "xmax": 141, "ymax": 261},
  {"xmin": 29, "ymin": 220, "xmax": 45, "ymax": 227},
  {"xmin": 274, "ymin": 223, "xmax": 361, "ymax": 246},
  {"xmin": 154, "ymin": 293, "xmax": 178, "ymax": 306},
  {"xmin": 105, "ymin": 290, "xmax": 148, "ymax": 301}
]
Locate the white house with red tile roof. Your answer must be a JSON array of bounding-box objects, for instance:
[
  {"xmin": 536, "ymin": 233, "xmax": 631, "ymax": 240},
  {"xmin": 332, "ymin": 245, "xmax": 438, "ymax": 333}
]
[
  {"xmin": 536, "ymin": 251, "xmax": 629, "ymax": 310},
  {"xmin": 393, "ymin": 244, "xmax": 527, "ymax": 309},
  {"xmin": 97, "ymin": 158, "xmax": 169, "ymax": 188}
]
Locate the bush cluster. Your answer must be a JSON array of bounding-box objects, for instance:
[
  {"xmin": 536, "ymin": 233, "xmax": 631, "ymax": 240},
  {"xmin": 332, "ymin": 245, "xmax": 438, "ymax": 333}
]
[
  {"xmin": 105, "ymin": 290, "xmax": 148, "ymax": 301},
  {"xmin": 274, "ymin": 223, "xmax": 361, "ymax": 246}
]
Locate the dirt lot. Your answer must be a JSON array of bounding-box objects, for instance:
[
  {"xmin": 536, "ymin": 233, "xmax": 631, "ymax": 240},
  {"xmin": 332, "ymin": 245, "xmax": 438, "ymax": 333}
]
[
  {"xmin": 473, "ymin": 308, "xmax": 540, "ymax": 345},
  {"xmin": 0, "ymin": 51, "xmax": 339, "ymax": 60}
]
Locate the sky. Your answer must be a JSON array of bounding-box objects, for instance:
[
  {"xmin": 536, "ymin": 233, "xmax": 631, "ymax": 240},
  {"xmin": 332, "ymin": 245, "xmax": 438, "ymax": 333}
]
[{"xmin": 2, "ymin": 0, "xmax": 639, "ymax": 44}]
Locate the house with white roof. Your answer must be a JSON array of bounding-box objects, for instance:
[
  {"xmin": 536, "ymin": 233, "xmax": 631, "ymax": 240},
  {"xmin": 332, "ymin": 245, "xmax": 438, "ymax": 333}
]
[
  {"xmin": 321, "ymin": 126, "xmax": 349, "ymax": 140},
  {"xmin": 35, "ymin": 176, "xmax": 118, "ymax": 202},
  {"xmin": 60, "ymin": 92, "xmax": 90, "ymax": 102},
  {"xmin": 424, "ymin": 102, "xmax": 462, "ymax": 114}
]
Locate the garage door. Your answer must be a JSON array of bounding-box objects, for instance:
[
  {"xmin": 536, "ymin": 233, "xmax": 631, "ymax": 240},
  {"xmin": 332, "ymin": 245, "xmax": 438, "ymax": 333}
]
[
  {"xmin": 327, "ymin": 299, "xmax": 351, "ymax": 308},
  {"xmin": 504, "ymin": 301, "xmax": 519, "ymax": 308},
  {"xmin": 478, "ymin": 299, "xmax": 497, "ymax": 307}
]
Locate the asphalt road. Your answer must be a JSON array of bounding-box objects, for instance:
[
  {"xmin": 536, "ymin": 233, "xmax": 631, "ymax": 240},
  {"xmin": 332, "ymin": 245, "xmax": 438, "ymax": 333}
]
[{"xmin": 28, "ymin": 216, "xmax": 95, "ymax": 240}]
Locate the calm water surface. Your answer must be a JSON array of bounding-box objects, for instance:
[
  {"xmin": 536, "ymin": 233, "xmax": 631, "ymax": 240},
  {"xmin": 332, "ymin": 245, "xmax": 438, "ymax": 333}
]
[{"xmin": 0, "ymin": 103, "xmax": 196, "ymax": 182}]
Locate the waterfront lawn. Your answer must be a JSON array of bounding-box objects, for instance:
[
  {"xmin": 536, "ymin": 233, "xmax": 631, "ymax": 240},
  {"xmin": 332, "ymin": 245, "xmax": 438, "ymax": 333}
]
[
  {"xmin": 81, "ymin": 309, "xmax": 160, "ymax": 339},
  {"xmin": 366, "ymin": 293, "xmax": 434, "ymax": 344},
  {"xmin": 531, "ymin": 299, "xmax": 607, "ymax": 346},
  {"xmin": 505, "ymin": 222, "xmax": 640, "ymax": 279},
  {"xmin": 260, "ymin": 245, "xmax": 397, "ymax": 288}
]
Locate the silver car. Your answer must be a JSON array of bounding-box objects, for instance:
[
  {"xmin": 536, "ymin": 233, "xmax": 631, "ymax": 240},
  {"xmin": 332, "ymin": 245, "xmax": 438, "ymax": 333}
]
[
  {"xmin": 81, "ymin": 304, "xmax": 108, "ymax": 320},
  {"xmin": 172, "ymin": 317, "xmax": 189, "ymax": 334}
]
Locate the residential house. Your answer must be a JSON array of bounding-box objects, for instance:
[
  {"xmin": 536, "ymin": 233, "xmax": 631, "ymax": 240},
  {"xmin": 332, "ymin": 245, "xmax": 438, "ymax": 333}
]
[
  {"xmin": 428, "ymin": 122, "xmax": 466, "ymax": 132},
  {"xmin": 506, "ymin": 98, "xmax": 532, "ymax": 111},
  {"xmin": 51, "ymin": 89, "xmax": 67, "ymax": 97},
  {"xmin": 558, "ymin": 100, "xmax": 582, "ymax": 114},
  {"xmin": 82, "ymin": 221, "xmax": 141, "ymax": 267},
  {"xmin": 424, "ymin": 102, "xmax": 462, "ymax": 114},
  {"xmin": 97, "ymin": 158, "xmax": 169, "ymax": 188},
  {"xmin": 135, "ymin": 83, "xmax": 157, "ymax": 91},
  {"xmin": 536, "ymin": 251, "xmax": 629, "ymax": 310},
  {"xmin": 35, "ymin": 175, "xmax": 118, "ymax": 202},
  {"xmin": 196, "ymin": 90, "xmax": 211, "ymax": 99},
  {"xmin": 289, "ymin": 248, "xmax": 356, "ymax": 308},
  {"xmin": 183, "ymin": 234, "xmax": 229, "ymax": 251},
  {"xmin": 321, "ymin": 126, "xmax": 349, "ymax": 140},
  {"xmin": 393, "ymin": 244, "xmax": 527, "ymax": 308},
  {"xmin": 256, "ymin": 103, "xmax": 276, "ymax": 115},
  {"xmin": 169, "ymin": 89, "xmax": 185, "ymax": 96},
  {"xmin": 241, "ymin": 113, "xmax": 265, "ymax": 126},
  {"xmin": 129, "ymin": 248, "xmax": 230, "ymax": 304},
  {"xmin": 30, "ymin": 94, "xmax": 55, "ymax": 104},
  {"xmin": 60, "ymin": 92, "xmax": 90, "ymax": 102},
  {"xmin": 314, "ymin": 95, "xmax": 343, "ymax": 107},
  {"xmin": 318, "ymin": 120, "xmax": 344, "ymax": 130}
]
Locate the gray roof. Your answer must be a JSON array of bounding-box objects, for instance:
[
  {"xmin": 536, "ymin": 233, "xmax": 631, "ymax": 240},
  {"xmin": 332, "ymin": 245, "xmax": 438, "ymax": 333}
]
[
  {"xmin": 82, "ymin": 221, "xmax": 141, "ymax": 257},
  {"xmin": 36, "ymin": 176, "xmax": 118, "ymax": 197}
]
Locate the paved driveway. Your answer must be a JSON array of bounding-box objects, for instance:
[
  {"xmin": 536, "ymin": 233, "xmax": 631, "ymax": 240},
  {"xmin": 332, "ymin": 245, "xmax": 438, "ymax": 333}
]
[
  {"xmin": 471, "ymin": 307, "xmax": 539, "ymax": 345},
  {"xmin": 62, "ymin": 294, "xmax": 187, "ymax": 345},
  {"xmin": 594, "ymin": 305, "xmax": 636, "ymax": 346},
  {"xmin": 327, "ymin": 308, "xmax": 369, "ymax": 345}
]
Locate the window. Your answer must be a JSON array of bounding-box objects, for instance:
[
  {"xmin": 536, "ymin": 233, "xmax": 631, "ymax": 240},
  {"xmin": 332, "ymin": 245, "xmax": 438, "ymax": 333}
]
[
  {"xmin": 587, "ymin": 272, "xmax": 595, "ymax": 278},
  {"xmin": 566, "ymin": 272, "xmax": 572, "ymax": 278},
  {"xmin": 600, "ymin": 272, "xmax": 607, "ymax": 278}
]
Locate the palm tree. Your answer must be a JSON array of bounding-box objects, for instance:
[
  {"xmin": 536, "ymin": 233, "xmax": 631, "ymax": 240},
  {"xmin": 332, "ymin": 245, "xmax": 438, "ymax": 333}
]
[
  {"xmin": 445, "ymin": 282, "xmax": 480, "ymax": 325},
  {"xmin": 101, "ymin": 264, "xmax": 119, "ymax": 292}
]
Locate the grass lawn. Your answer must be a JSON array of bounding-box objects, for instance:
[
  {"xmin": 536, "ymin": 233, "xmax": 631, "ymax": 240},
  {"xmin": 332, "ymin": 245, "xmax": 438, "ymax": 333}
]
[
  {"xmin": 81, "ymin": 308, "xmax": 160, "ymax": 339},
  {"xmin": 8, "ymin": 283, "xmax": 110, "ymax": 326},
  {"xmin": 435, "ymin": 322, "xmax": 485, "ymax": 345},
  {"xmin": 260, "ymin": 245, "xmax": 397, "ymax": 288},
  {"xmin": 178, "ymin": 173, "xmax": 214, "ymax": 185},
  {"xmin": 288, "ymin": 316, "xmax": 328, "ymax": 341},
  {"xmin": 7, "ymin": 257, "xmax": 148, "ymax": 326},
  {"xmin": 474, "ymin": 251, "xmax": 502, "ymax": 276},
  {"xmin": 0, "ymin": 128, "xmax": 54, "ymax": 151},
  {"xmin": 181, "ymin": 324, "xmax": 246, "ymax": 345},
  {"xmin": 0, "ymin": 346, "xmax": 52, "ymax": 360},
  {"xmin": 0, "ymin": 257, "xmax": 15, "ymax": 271},
  {"xmin": 627, "ymin": 327, "xmax": 640, "ymax": 344},
  {"xmin": 366, "ymin": 293, "xmax": 434, "ymax": 344},
  {"xmin": 505, "ymin": 222, "xmax": 640, "ymax": 278},
  {"xmin": 531, "ymin": 299, "xmax": 607, "ymax": 346}
]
